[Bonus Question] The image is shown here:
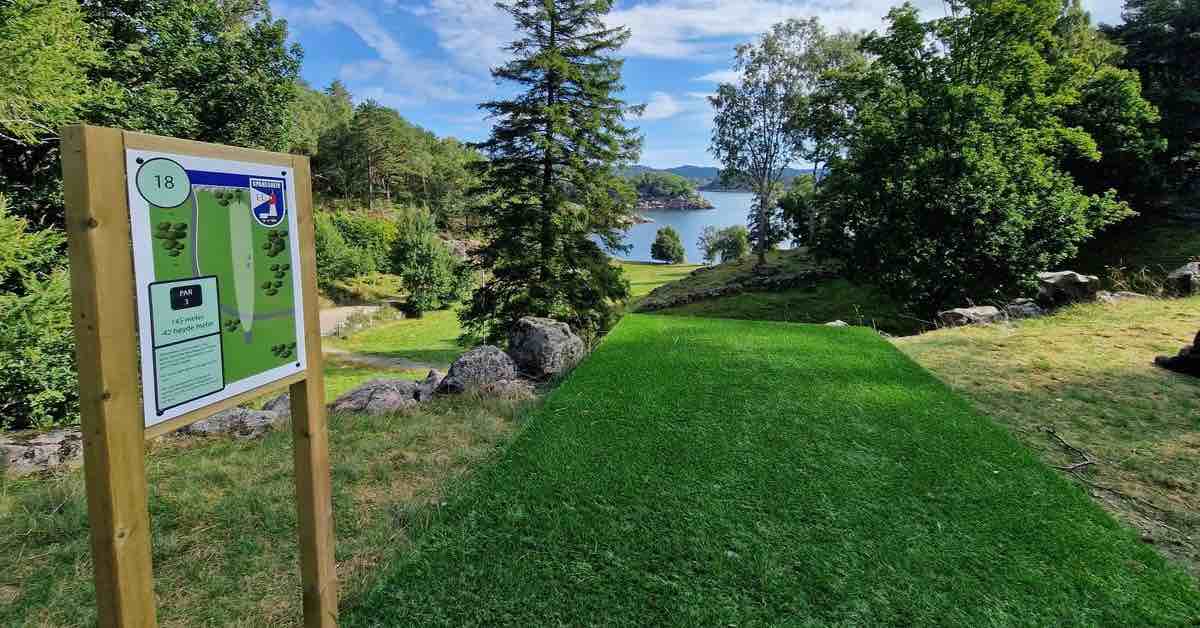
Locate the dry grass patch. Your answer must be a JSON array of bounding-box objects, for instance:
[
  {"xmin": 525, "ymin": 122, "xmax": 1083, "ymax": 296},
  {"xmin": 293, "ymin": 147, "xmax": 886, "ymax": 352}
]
[
  {"xmin": 897, "ymin": 296, "xmax": 1200, "ymax": 575},
  {"xmin": 0, "ymin": 392, "xmax": 531, "ymax": 627}
]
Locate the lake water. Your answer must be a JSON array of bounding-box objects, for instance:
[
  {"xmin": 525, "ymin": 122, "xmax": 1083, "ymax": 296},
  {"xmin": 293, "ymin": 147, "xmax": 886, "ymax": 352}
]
[{"xmin": 608, "ymin": 191, "xmax": 756, "ymax": 263}]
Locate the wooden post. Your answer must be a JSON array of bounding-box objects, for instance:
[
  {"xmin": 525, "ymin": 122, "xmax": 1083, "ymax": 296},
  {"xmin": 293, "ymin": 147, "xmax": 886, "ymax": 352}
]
[
  {"xmin": 289, "ymin": 155, "xmax": 339, "ymax": 627},
  {"xmin": 62, "ymin": 125, "xmax": 159, "ymax": 627}
]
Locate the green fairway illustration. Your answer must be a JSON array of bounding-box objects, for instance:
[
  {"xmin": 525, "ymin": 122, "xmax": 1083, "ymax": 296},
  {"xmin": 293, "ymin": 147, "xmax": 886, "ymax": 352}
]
[{"xmin": 147, "ymin": 181, "xmax": 298, "ymax": 384}]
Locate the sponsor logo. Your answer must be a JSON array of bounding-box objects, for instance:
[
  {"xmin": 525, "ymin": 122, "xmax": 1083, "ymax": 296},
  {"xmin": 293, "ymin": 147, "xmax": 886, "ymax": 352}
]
[{"xmin": 249, "ymin": 178, "xmax": 286, "ymax": 227}]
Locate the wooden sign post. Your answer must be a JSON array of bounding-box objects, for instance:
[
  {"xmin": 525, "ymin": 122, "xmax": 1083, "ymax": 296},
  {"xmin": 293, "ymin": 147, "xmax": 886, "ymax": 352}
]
[{"xmin": 62, "ymin": 125, "xmax": 337, "ymax": 627}]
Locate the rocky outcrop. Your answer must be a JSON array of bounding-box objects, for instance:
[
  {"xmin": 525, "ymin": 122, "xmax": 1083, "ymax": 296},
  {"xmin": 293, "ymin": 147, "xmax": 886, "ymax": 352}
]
[
  {"xmin": 182, "ymin": 407, "xmax": 279, "ymax": 439},
  {"xmin": 262, "ymin": 393, "xmax": 291, "ymax": 421},
  {"xmin": 825, "ymin": 320, "xmax": 849, "ymax": 327},
  {"xmin": 508, "ymin": 317, "xmax": 586, "ymax": 379},
  {"xmin": 331, "ymin": 370, "xmax": 443, "ymax": 415},
  {"xmin": 938, "ymin": 306, "xmax": 1002, "ymax": 327},
  {"xmin": 1, "ymin": 429, "xmax": 83, "ymax": 476},
  {"xmin": 1004, "ymin": 298, "xmax": 1044, "ymax": 319},
  {"xmin": 1167, "ymin": 262, "xmax": 1199, "ymax": 296},
  {"xmin": 437, "ymin": 346, "xmax": 518, "ymax": 394},
  {"xmin": 1037, "ymin": 271, "xmax": 1100, "ymax": 306},
  {"xmin": 637, "ymin": 266, "xmax": 839, "ymax": 312},
  {"xmin": 635, "ymin": 195, "xmax": 714, "ymax": 211},
  {"xmin": 1155, "ymin": 330, "xmax": 1200, "ymax": 378}
]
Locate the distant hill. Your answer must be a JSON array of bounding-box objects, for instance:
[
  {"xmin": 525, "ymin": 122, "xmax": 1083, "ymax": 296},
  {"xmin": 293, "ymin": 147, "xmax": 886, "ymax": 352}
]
[{"xmin": 621, "ymin": 164, "xmax": 814, "ymax": 191}]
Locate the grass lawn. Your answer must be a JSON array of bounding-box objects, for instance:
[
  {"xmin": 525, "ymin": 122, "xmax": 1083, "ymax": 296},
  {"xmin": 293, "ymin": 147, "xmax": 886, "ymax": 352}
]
[
  {"xmin": 617, "ymin": 260, "xmax": 701, "ymax": 299},
  {"xmin": 325, "ymin": 309, "xmax": 466, "ymax": 368},
  {"xmin": 897, "ymin": 295, "xmax": 1200, "ymax": 576},
  {"xmin": 0, "ymin": 379, "xmax": 530, "ymax": 626},
  {"xmin": 345, "ymin": 314, "xmax": 1198, "ymax": 626}
]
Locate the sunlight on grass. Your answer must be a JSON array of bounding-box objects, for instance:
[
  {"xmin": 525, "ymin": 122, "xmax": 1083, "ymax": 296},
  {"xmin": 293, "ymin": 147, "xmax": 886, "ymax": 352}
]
[
  {"xmin": 898, "ymin": 296, "xmax": 1200, "ymax": 575},
  {"xmin": 324, "ymin": 309, "xmax": 466, "ymax": 367}
]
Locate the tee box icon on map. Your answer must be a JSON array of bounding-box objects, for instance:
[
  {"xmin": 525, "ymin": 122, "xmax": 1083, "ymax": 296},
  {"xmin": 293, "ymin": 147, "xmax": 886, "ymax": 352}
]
[{"xmin": 250, "ymin": 178, "xmax": 287, "ymax": 227}]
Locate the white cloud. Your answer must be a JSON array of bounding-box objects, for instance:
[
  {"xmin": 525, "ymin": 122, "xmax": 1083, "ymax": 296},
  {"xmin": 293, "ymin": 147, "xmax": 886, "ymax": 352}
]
[
  {"xmin": 693, "ymin": 69, "xmax": 741, "ymax": 83},
  {"xmin": 278, "ymin": 0, "xmax": 474, "ymax": 104},
  {"xmin": 640, "ymin": 92, "xmax": 685, "ymax": 120},
  {"xmin": 421, "ymin": 0, "xmax": 515, "ymax": 74}
]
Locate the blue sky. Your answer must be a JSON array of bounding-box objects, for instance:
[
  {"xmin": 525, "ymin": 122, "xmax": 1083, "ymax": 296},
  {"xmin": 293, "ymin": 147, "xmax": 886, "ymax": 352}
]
[{"xmin": 277, "ymin": 0, "xmax": 1125, "ymax": 168}]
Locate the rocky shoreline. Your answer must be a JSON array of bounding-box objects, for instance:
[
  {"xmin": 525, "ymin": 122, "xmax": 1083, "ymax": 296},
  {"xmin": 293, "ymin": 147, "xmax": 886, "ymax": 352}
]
[{"xmin": 636, "ymin": 195, "xmax": 714, "ymax": 211}]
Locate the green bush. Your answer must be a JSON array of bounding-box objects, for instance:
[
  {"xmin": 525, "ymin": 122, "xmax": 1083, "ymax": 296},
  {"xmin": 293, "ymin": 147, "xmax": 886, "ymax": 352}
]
[
  {"xmin": 314, "ymin": 211, "xmax": 374, "ymax": 292},
  {"xmin": 390, "ymin": 207, "xmax": 473, "ymax": 312},
  {"xmin": 697, "ymin": 225, "xmax": 750, "ymax": 264},
  {"xmin": 0, "ymin": 195, "xmax": 77, "ymax": 429},
  {"xmin": 329, "ymin": 209, "xmax": 398, "ymax": 273},
  {"xmin": 650, "ymin": 226, "xmax": 686, "ymax": 264}
]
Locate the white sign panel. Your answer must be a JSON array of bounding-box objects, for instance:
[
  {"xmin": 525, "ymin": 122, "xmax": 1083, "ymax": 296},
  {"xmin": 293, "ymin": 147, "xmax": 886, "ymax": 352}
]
[{"xmin": 126, "ymin": 150, "xmax": 307, "ymax": 427}]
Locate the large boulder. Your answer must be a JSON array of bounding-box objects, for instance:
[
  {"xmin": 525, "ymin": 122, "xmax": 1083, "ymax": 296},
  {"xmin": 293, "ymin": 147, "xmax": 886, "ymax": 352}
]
[
  {"xmin": 507, "ymin": 317, "xmax": 586, "ymax": 379},
  {"xmin": 1155, "ymin": 330, "xmax": 1200, "ymax": 378},
  {"xmin": 1167, "ymin": 262, "xmax": 1200, "ymax": 296},
  {"xmin": 332, "ymin": 380, "xmax": 420, "ymax": 415},
  {"xmin": 1004, "ymin": 298, "xmax": 1044, "ymax": 319},
  {"xmin": 1037, "ymin": 271, "xmax": 1100, "ymax": 306},
  {"xmin": 262, "ymin": 393, "xmax": 291, "ymax": 421},
  {"xmin": 938, "ymin": 305, "xmax": 1002, "ymax": 327},
  {"xmin": 1, "ymin": 429, "xmax": 83, "ymax": 476},
  {"xmin": 437, "ymin": 346, "xmax": 518, "ymax": 394},
  {"xmin": 182, "ymin": 407, "xmax": 279, "ymax": 439}
]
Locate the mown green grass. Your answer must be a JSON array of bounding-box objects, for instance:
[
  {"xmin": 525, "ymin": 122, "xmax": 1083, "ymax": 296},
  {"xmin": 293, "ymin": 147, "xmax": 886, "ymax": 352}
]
[
  {"xmin": 0, "ymin": 388, "xmax": 530, "ymax": 626},
  {"xmin": 325, "ymin": 309, "xmax": 466, "ymax": 367},
  {"xmin": 897, "ymin": 295, "xmax": 1200, "ymax": 576},
  {"xmin": 617, "ymin": 260, "xmax": 701, "ymax": 299},
  {"xmin": 345, "ymin": 314, "xmax": 1199, "ymax": 626}
]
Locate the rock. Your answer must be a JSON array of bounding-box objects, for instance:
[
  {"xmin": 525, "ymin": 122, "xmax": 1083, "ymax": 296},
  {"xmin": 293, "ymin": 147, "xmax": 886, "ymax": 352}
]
[
  {"xmin": 1037, "ymin": 271, "xmax": 1100, "ymax": 306},
  {"xmin": 938, "ymin": 305, "xmax": 1002, "ymax": 327},
  {"xmin": 1155, "ymin": 330, "xmax": 1200, "ymax": 378},
  {"xmin": 262, "ymin": 393, "xmax": 291, "ymax": 420},
  {"xmin": 825, "ymin": 320, "xmax": 849, "ymax": 327},
  {"xmin": 420, "ymin": 369, "xmax": 445, "ymax": 398},
  {"xmin": 507, "ymin": 317, "xmax": 586, "ymax": 379},
  {"xmin": 1, "ymin": 429, "xmax": 83, "ymax": 476},
  {"xmin": 1167, "ymin": 262, "xmax": 1200, "ymax": 296},
  {"xmin": 330, "ymin": 380, "xmax": 423, "ymax": 415},
  {"xmin": 182, "ymin": 407, "xmax": 279, "ymax": 438},
  {"xmin": 1004, "ymin": 298, "xmax": 1044, "ymax": 319},
  {"xmin": 1097, "ymin": 290, "xmax": 1147, "ymax": 304},
  {"xmin": 478, "ymin": 379, "xmax": 537, "ymax": 401},
  {"xmin": 437, "ymin": 346, "xmax": 518, "ymax": 394}
]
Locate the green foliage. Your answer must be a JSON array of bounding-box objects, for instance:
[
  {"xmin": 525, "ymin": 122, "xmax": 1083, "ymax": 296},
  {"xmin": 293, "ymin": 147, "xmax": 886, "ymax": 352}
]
[
  {"xmin": 710, "ymin": 18, "xmax": 843, "ymax": 266},
  {"xmin": 313, "ymin": 211, "xmax": 374, "ymax": 292},
  {"xmin": 1, "ymin": 0, "xmax": 302, "ymax": 227},
  {"xmin": 696, "ymin": 225, "xmax": 750, "ymax": 264},
  {"xmin": 0, "ymin": 196, "xmax": 76, "ymax": 429},
  {"xmin": 812, "ymin": 0, "xmax": 1134, "ymax": 314},
  {"xmin": 0, "ymin": 0, "xmax": 104, "ymax": 146},
  {"xmin": 462, "ymin": 0, "xmax": 642, "ymax": 342},
  {"xmin": 287, "ymin": 80, "xmax": 354, "ymax": 156},
  {"xmin": 777, "ymin": 175, "xmax": 816, "ymax": 244},
  {"xmin": 390, "ymin": 207, "xmax": 473, "ymax": 312},
  {"xmin": 1107, "ymin": 0, "xmax": 1200, "ymax": 189},
  {"xmin": 329, "ymin": 209, "xmax": 399, "ymax": 273},
  {"xmin": 314, "ymin": 101, "xmax": 484, "ymax": 230},
  {"xmin": 629, "ymin": 171, "xmax": 696, "ymax": 199},
  {"xmin": 650, "ymin": 226, "xmax": 686, "ymax": 264}
]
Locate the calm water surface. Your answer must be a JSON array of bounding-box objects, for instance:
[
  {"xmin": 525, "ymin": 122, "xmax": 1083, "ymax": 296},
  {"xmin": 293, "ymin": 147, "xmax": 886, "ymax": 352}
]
[{"xmin": 609, "ymin": 191, "xmax": 755, "ymax": 263}]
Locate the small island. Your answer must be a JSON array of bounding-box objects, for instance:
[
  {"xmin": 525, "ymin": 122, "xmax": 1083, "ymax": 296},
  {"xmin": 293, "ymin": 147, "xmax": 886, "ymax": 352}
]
[{"xmin": 628, "ymin": 171, "xmax": 714, "ymax": 211}]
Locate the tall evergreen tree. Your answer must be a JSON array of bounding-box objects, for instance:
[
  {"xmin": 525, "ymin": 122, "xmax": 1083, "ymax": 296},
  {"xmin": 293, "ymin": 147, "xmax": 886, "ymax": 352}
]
[{"xmin": 463, "ymin": 0, "xmax": 642, "ymax": 342}]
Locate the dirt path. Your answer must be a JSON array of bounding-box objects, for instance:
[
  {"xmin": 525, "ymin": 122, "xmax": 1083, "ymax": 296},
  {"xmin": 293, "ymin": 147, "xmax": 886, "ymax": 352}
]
[{"xmin": 322, "ymin": 346, "xmax": 441, "ymax": 371}]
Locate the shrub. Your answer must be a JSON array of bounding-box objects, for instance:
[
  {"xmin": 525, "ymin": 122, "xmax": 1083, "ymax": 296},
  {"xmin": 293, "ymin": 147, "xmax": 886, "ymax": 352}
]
[
  {"xmin": 329, "ymin": 209, "xmax": 398, "ymax": 273},
  {"xmin": 0, "ymin": 195, "xmax": 77, "ymax": 429},
  {"xmin": 314, "ymin": 211, "xmax": 374, "ymax": 292},
  {"xmin": 390, "ymin": 207, "xmax": 473, "ymax": 312},
  {"xmin": 697, "ymin": 225, "xmax": 750, "ymax": 264},
  {"xmin": 650, "ymin": 226, "xmax": 686, "ymax": 264}
]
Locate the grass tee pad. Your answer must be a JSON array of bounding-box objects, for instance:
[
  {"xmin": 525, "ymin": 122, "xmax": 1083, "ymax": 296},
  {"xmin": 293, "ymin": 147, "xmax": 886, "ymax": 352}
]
[{"xmin": 347, "ymin": 315, "xmax": 1199, "ymax": 626}]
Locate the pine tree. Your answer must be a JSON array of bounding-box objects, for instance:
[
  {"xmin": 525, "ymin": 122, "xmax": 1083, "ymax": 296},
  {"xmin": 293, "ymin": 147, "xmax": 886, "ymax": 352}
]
[{"xmin": 462, "ymin": 0, "xmax": 642, "ymax": 342}]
